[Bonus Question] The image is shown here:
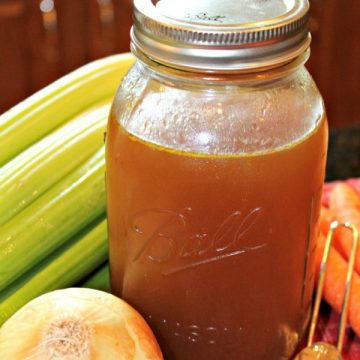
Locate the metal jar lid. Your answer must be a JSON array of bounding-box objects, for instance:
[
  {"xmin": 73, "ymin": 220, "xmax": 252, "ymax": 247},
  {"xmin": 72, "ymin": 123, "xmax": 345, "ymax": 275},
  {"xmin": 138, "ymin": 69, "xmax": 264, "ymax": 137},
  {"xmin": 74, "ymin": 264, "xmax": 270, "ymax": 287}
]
[{"xmin": 131, "ymin": 0, "xmax": 311, "ymax": 72}]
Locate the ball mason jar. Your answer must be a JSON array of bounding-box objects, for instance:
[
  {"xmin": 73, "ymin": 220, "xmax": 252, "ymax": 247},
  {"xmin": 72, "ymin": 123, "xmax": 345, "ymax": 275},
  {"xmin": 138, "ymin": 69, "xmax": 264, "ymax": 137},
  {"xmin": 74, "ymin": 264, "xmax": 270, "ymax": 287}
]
[{"xmin": 106, "ymin": 0, "xmax": 328, "ymax": 359}]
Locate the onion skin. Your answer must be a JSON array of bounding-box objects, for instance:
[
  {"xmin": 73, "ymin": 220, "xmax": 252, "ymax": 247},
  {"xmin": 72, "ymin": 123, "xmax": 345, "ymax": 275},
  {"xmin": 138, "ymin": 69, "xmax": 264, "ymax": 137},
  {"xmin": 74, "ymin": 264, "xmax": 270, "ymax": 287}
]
[{"xmin": 0, "ymin": 288, "xmax": 163, "ymax": 360}]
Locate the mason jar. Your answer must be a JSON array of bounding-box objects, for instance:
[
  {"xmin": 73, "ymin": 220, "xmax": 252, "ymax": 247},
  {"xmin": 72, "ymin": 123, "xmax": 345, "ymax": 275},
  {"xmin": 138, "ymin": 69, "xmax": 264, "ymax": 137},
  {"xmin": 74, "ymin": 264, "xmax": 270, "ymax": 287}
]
[{"xmin": 106, "ymin": 0, "xmax": 328, "ymax": 358}]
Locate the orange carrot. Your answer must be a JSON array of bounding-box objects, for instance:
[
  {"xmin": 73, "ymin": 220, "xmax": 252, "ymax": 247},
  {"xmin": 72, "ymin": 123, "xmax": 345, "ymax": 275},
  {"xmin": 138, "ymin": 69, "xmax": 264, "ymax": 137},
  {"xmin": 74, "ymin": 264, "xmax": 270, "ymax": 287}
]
[
  {"xmin": 315, "ymin": 232, "xmax": 360, "ymax": 337},
  {"xmin": 346, "ymin": 178, "xmax": 360, "ymax": 196},
  {"xmin": 329, "ymin": 183, "xmax": 360, "ymax": 273},
  {"xmin": 322, "ymin": 178, "xmax": 360, "ymax": 208},
  {"xmin": 330, "ymin": 183, "xmax": 360, "ymax": 213},
  {"xmin": 322, "ymin": 181, "xmax": 341, "ymax": 207}
]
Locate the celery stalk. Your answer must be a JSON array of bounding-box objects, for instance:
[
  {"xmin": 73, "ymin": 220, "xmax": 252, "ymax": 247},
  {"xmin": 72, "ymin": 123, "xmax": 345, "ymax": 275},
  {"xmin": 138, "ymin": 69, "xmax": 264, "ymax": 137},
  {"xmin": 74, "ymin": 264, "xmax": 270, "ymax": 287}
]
[
  {"xmin": 0, "ymin": 218, "xmax": 108, "ymax": 326},
  {"xmin": 0, "ymin": 100, "xmax": 110, "ymax": 225},
  {"xmin": 0, "ymin": 147, "xmax": 106, "ymax": 291},
  {"xmin": 0, "ymin": 53, "xmax": 135, "ymax": 165},
  {"xmin": 82, "ymin": 263, "xmax": 110, "ymax": 292}
]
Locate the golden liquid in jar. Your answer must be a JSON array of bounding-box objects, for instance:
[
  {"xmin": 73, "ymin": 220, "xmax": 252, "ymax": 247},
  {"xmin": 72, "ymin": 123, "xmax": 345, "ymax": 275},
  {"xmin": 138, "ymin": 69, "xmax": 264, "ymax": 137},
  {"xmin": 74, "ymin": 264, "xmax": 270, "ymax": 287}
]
[{"xmin": 106, "ymin": 114, "xmax": 327, "ymax": 360}]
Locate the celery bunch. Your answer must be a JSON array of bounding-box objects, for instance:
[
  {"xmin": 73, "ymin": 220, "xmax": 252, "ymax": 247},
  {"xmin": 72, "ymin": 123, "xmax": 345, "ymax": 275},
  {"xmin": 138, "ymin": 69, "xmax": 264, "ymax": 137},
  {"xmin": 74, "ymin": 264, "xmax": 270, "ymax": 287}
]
[
  {"xmin": 83, "ymin": 263, "xmax": 110, "ymax": 292},
  {"xmin": 0, "ymin": 219, "xmax": 108, "ymax": 325},
  {"xmin": 0, "ymin": 53, "xmax": 135, "ymax": 325},
  {"xmin": 0, "ymin": 147, "xmax": 106, "ymax": 291},
  {"xmin": 0, "ymin": 100, "xmax": 111, "ymax": 224},
  {"xmin": 0, "ymin": 53, "xmax": 134, "ymax": 165}
]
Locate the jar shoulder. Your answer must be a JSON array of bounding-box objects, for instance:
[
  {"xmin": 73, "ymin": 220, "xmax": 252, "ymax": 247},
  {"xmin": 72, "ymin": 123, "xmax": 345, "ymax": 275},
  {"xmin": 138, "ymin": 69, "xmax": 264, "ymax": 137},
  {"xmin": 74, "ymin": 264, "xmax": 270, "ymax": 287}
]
[{"xmin": 111, "ymin": 62, "xmax": 326, "ymax": 154}]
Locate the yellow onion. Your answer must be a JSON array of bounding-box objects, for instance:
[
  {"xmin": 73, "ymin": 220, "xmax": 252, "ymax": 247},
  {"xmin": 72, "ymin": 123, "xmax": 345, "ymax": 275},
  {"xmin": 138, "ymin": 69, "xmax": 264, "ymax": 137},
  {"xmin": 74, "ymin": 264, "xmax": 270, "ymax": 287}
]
[{"xmin": 0, "ymin": 288, "xmax": 163, "ymax": 360}]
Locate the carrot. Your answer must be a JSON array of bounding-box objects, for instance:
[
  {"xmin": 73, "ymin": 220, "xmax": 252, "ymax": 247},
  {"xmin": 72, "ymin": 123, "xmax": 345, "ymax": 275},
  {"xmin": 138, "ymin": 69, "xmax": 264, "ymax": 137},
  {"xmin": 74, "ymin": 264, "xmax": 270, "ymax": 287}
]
[
  {"xmin": 322, "ymin": 178, "xmax": 360, "ymax": 208},
  {"xmin": 319, "ymin": 206, "xmax": 334, "ymax": 236},
  {"xmin": 329, "ymin": 183, "xmax": 360, "ymax": 273},
  {"xmin": 322, "ymin": 182, "xmax": 340, "ymax": 207},
  {"xmin": 346, "ymin": 178, "xmax": 360, "ymax": 196},
  {"xmin": 330, "ymin": 183, "xmax": 360, "ymax": 212},
  {"xmin": 315, "ymin": 232, "xmax": 360, "ymax": 337}
]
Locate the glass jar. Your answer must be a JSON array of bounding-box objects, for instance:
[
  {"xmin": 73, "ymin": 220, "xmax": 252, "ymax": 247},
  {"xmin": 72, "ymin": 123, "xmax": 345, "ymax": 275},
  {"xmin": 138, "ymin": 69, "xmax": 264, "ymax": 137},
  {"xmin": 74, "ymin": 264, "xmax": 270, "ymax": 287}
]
[{"xmin": 106, "ymin": 1, "xmax": 328, "ymax": 359}]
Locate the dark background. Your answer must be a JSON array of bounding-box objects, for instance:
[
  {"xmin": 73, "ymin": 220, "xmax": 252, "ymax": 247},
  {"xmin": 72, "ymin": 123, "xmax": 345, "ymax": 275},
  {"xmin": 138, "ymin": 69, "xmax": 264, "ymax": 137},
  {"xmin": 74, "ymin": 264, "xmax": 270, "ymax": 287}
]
[{"xmin": 0, "ymin": 0, "xmax": 359, "ymax": 130}]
